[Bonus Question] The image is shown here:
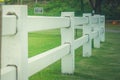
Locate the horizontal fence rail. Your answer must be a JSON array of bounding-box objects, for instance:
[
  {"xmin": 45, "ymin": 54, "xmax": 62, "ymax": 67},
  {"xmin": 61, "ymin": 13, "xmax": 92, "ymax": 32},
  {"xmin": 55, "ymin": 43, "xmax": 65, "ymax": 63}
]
[
  {"xmin": 27, "ymin": 16, "xmax": 70, "ymax": 32},
  {"xmin": 74, "ymin": 17, "xmax": 89, "ymax": 26},
  {"xmin": 28, "ymin": 44, "xmax": 70, "ymax": 76},
  {"xmin": 91, "ymin": 16, "xmax": 99, "ymax": 24},
  {"xmin": 74, "ymin": 35, "xmax": 89, "ymax": 49},
  {"xmin": 1, "ymin": 67, "xmax": 16, "ymax": 80},
  {"xmin": 91, "ymin": 31, "xmax": 99, "ymax": 39},
  {"xmin": 2, "ymin": 16, "xmax": 16, "ymax": 36},
  {"xmin": 0, "ymin": 5, "xmax": 105, "ymax": 80}
]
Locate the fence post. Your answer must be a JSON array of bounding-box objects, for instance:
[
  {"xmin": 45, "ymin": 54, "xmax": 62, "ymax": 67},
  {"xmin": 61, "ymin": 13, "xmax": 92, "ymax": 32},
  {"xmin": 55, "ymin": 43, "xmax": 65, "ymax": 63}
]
[
  {"xmin": 83, "ymin": 13, "xmax": 92, "ymax": 57},
  {"xmin": 61, "ymin": 12, "xmax": 75, "ymax": 74},
  {"xmin": 100, "ymin": 15, "xmax": 105, "ymax": 42},
  {"xmin": 0, "ymin": 6, "xmax": 2, "ymax": 79},
  {"xmin": 93, "ymin": 15, "xmax": 100, "ymax": 48},
  {"xmin": 1, "ymin": 5, "xmax": 28, "ymax": 80}
]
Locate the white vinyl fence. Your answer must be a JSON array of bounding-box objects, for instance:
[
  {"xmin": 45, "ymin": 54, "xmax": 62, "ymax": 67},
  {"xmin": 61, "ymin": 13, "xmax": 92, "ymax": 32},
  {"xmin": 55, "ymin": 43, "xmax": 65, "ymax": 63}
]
[{"xmin": 0, "ymin": 5, "xmax": 105, "ymax": 80}]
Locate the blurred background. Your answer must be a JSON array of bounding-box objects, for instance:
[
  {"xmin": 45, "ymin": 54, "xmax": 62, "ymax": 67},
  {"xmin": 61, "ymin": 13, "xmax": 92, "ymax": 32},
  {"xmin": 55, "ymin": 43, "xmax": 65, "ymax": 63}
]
[{"xmin": 0, "ymin": 0, "xmax": 120, "ymax": 22}]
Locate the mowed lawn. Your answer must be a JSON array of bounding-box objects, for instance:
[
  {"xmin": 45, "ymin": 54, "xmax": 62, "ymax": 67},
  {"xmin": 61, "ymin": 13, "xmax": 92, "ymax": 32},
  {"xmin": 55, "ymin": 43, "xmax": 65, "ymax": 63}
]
[{"xmin": 28, "ymin": 24, "xmax": 120, "ymax": 80}]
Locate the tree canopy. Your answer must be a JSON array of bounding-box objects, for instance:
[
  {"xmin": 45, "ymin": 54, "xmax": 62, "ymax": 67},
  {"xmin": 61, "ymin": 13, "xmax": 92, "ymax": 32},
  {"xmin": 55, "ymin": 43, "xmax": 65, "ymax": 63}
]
[{"xmin": 3, "ymin": 0, "xmax": 120, "ymax": 20}]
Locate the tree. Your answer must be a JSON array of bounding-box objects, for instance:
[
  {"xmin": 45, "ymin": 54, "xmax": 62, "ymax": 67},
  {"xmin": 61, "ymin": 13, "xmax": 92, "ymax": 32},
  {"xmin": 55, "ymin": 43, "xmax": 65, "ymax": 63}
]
[
  {"xmin": 103, "ymin": 0, "xmax": 120, "ymax": 9},
  {"xmin": 102, "ymin": 0, "xmax": 120, "ymax": 20},
  {"xmin": 80, "ymin": 0, "xmax": 84, "ymax": 13},
  {"xmin": 89, "ymin": 0, "xmax": 103, "ymax": 14}
]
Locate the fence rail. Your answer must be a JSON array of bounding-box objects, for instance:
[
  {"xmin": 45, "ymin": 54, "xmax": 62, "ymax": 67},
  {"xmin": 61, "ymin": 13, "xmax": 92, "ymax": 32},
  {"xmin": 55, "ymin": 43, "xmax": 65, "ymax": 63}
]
[
  {"xmin": 0, "ymin": 5, "xmax": 105, "ymax": 80},
  {"xmin": 28, "ymin": 44, "xmax": 70, "ymax": 77},
  {"xmin": 27, "ymin": 16, "xmax": 70, "ymax": 32}
]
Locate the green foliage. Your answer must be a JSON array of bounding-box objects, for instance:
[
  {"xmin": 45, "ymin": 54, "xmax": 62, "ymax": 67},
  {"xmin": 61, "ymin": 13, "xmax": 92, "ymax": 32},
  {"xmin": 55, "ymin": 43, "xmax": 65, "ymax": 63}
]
[
  {"xmin": 28, "ymin": 0, "xmax": 91, "ymax": 16},
  {"xmin": 4, "ymin": 0, "xmax": 120, "ymax": 19},
  {"xmin": 102, "ymin": 0, "xmax": 120, "ymax": 20}
]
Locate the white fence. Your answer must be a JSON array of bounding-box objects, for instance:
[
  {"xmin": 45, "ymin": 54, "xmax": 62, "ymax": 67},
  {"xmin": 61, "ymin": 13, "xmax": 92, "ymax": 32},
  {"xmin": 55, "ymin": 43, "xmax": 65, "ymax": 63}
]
[{"xmin": 0, "ymin": 5, "xmax": 105, "ymax": 80}]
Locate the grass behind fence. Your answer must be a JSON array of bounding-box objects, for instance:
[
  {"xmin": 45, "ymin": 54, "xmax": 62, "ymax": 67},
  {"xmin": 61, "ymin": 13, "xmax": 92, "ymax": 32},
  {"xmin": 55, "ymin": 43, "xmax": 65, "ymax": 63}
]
[{"xmin": 28, "ymin": 24, "xmax": 120, "ymax": 80}]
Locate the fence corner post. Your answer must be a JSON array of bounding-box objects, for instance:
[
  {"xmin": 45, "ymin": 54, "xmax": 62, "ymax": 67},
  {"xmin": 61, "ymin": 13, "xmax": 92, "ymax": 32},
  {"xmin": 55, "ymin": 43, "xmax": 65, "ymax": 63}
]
[
  {"xmin": 0, "ymin": 5, "xmax": 2, "ymax": 80},
  {"xmin": 83, "ymin": 13, "xmax": 92, "ymax": 57},
  {"xmin": 61, "ymin": 12, "xmax": 75, "ymax": 74},
  {"xmin": 1, "ymin": 5, "xmax": 28, "ymax": 80}
]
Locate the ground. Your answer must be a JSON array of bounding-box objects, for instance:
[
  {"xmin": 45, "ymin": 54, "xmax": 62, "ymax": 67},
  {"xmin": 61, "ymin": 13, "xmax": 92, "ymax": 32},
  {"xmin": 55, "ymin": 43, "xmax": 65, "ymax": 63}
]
[{"xmin": 29, "ymin": 23, "xmax": 120, "ymax": 80}]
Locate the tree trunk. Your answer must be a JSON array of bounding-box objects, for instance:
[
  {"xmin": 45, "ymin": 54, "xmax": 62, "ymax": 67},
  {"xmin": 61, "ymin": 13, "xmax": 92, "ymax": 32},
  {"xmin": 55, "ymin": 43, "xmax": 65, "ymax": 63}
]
[
  {"xmin": 89, "ymin": 0, "xmax": 103, "ymax": 14},
  {"xmin": 95, "ymin": 0, "xmax": 102, "ymax": 14},
  {"xmin": 89, "ymin": 0, "xmax": 95, "ymax": 10}
]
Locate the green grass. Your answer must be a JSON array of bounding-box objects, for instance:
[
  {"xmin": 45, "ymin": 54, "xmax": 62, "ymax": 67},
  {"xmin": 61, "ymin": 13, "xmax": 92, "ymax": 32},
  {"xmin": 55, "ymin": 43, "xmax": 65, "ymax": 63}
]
[
  {"xmin": 28, "ymin": 29, "xmax": 61, "ymax": 57},
  {"xmin": 28, "ymin": 24, "xmax": 120, "ymax": 80}
]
